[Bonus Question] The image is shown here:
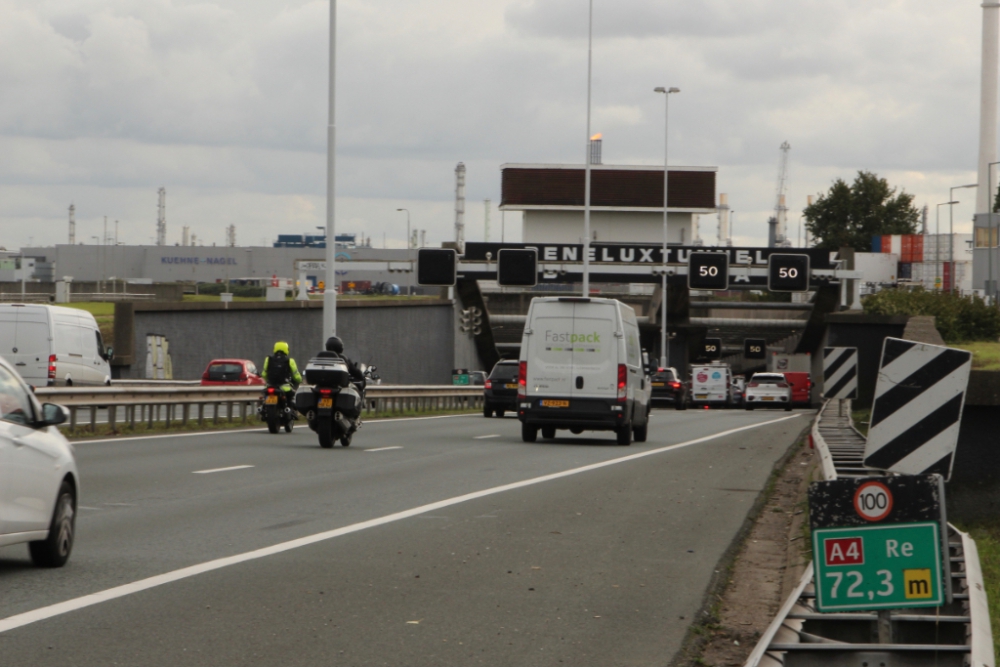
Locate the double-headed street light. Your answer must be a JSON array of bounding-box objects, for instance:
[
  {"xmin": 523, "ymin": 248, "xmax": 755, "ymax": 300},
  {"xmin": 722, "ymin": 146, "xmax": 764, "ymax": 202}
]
[
  {"xmin": 654, "ymin": 86, "xmax": 680, "ymax": 368},
  {"xmin": 936, "ymin": 201, "xmax": 960, "ymax": 291},
  {"xmin": 949, "ymin": 184, "xmax": 977, "ymax": 295}
]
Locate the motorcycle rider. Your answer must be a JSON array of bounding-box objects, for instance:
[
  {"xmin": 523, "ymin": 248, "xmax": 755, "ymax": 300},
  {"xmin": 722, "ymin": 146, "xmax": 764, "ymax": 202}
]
[{"xmin": 261, "ymin": 341, "xmax": 302, "ymax": 406}]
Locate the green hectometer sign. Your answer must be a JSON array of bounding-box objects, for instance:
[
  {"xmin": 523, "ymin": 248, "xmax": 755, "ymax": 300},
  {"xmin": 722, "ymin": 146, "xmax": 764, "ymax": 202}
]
[{"xmin": 812, "ymin": 522, "xmax": 943, "ymax": 612}]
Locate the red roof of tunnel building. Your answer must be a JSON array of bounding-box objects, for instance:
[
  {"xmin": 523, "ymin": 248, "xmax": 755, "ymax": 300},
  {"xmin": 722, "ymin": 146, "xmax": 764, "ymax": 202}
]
[{"xmin": 500, "ymin": 164, "xmax": 717, "ymax": 210}]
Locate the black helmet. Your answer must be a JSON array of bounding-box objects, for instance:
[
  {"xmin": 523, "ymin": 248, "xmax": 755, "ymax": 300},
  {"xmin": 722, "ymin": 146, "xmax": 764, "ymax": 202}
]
[{"xmin": 325, "ymin": 336, "xmax": 344, "ymax": 354}]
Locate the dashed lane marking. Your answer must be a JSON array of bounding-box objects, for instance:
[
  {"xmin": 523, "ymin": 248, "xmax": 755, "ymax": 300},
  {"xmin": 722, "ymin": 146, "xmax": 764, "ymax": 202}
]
[{"xmin": 193, "ymin": 465, "xmax": 255, "ymax": 475}]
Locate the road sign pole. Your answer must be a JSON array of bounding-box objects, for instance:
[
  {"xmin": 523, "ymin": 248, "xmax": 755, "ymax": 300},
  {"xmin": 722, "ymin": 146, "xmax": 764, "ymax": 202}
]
[
  {"xmin": 323, "ymin": 0, "xmax": 338, "ymax": 342},
  {"xmin": 877, "ymin": 610, "xmax": 892, "ymax": 643}
]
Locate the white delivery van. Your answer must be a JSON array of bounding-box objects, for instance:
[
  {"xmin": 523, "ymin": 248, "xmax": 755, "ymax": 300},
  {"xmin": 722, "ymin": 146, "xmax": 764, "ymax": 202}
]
[
  {"xmin": 517, "ymin": 297, "xmax": 650, "ymax": 445},
  {"xmin": 690, "ymin": 363, "xmax": 732, "ymax": 408},
  {"xmin": 0, "ymin": 304, "xmax": 113, "ymax": 386}
]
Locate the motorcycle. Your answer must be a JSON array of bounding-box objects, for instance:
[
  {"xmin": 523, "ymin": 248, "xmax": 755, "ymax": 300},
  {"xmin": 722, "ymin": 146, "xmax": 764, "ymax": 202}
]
[
  {"xmin": 259, "ymin": 384, "xmax": 297, "ymax": 434},
  {"xmin": 296, "ymin": 357, "xmax": 378, "ymax": 449}
]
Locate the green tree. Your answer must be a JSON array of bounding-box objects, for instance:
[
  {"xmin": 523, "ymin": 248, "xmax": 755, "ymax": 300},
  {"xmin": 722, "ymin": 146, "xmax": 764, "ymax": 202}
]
[{"xmin": 804, "ymin": 171, "xmax": 920, "ymax": 251}]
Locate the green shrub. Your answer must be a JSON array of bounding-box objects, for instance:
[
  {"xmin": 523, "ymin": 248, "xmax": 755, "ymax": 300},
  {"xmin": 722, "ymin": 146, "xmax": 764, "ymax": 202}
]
[{"xmin": 861, "ymin": 288, "xmax": 1000, "ymax": 343}]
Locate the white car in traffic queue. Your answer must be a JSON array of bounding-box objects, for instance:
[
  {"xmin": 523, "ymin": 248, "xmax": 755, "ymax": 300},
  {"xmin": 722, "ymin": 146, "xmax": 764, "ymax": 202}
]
[
  {"xmin": 0, "ymin": 355, "xmax": 78, "ymax": 567},
  {"xmin": 744, "ymin": 373, "xmax": 793, "ymax": 411}
]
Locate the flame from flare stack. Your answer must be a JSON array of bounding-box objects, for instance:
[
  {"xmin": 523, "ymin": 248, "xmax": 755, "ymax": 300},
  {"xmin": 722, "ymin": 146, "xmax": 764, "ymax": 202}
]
[{"xmin": 590, "ymin": 133, "xmax": 602, "ymax": 141}]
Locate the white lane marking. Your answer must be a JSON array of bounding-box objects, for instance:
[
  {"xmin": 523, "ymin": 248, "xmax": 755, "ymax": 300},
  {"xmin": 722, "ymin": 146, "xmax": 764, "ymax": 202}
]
[
  {"xmin": 474, "ymin": 434, "xmax": 501, "ymax": 440},
  {"xmin": 366, "ymin": 446, "xmax": 403, "ymax": 452},
  {"xmin": 192, "ymin": 465, "xmax": 255, "ymax": 475},
  {"xmin": 0, "ymin": 413, "xmax": 801, "ymax": 634},
  {"xmin": 73, "ymin": 414, "xmax": 476, "ymax": 445}
]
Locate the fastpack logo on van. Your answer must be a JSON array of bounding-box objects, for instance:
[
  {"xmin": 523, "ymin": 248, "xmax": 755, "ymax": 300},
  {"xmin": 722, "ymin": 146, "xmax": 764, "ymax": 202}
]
[{"xmin": 544, "ymin": 331, "xmax": 601, "ymax": 343}]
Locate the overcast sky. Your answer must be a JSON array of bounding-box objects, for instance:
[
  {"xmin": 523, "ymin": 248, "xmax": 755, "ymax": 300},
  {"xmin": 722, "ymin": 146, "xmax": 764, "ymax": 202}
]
[{"xmin": 0, "ymin": 0, "xmax": 992, "ymax": 251}]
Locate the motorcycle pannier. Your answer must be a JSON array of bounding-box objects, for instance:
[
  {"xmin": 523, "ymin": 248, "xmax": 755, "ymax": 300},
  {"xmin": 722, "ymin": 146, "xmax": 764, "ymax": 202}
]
[
  {"xmin": 305, "ymin": 357, "xmax": 351, "ymax": 387},
  {"xmin": 336, "ymin": 385, "xmax": 361, "ymax": 415},
  {"xmin": 294, "ymin": 386, "xmax": 316, "ymax": 411}
]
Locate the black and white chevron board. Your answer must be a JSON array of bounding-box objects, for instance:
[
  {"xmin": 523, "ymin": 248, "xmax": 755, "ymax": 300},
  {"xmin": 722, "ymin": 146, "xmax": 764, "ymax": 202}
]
[
  {"xmin": 863, "ymin": 338, "xmax": 972, "ymax": 480},
  {"xmin": 822, "ymin": 347, "xmax": 858, "ymax": 399}
]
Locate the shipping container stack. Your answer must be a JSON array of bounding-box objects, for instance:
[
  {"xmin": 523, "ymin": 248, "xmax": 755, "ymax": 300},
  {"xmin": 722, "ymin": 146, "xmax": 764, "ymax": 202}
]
[{"xmin": 872, "ymin": 233, "xmax": 972, "ymax": 293}]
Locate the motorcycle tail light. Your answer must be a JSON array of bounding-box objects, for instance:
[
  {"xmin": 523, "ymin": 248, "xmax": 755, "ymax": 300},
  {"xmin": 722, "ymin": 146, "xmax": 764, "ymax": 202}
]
[
  {"xmin": 267, "ymin": 387, "xmax": 276, "ymax": 394},
  {"xmin": 319, "ymin": 388, "xmax": 332, "ymax": 396}
]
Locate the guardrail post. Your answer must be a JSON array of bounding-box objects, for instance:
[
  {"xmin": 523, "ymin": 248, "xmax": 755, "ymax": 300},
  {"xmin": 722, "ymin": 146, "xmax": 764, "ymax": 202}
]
[
  {"xmin": 89, "ymin": 406, "xmax": 97, "ymax": 432},
  {"xmin": 129, "ymin": 405, "xmax": 136, "ymax": 430},
  {"xmin": 240, "ymin": 401, "xmax": 247, "ymax": 423},
  {"xmin": 69, "ymin": 406, "xmax": 77, "ymax": 431},
  {"xmin": 213, "ymin": 403, "xmax": 219, "ymax": 425},
  {"xmin": 182, "ymin": 403, "xmax": 189, "ymax": 426},
  {"xmin": 109, "ymin": 405, "xmax": 117, "ymax": 432},
  {"xmin": 198, "ymin": 403, "xmax": 204, "ymax": 427},
  {"xmin": 165, "ymin": 404, "xmax": 172, "ymax": 428}
]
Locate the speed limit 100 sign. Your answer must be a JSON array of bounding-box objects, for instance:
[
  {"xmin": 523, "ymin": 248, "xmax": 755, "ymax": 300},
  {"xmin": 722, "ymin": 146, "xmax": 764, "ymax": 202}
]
[
  {"xmin": 687, "ymin": 252, "xmax": 729, "ymax": 291},
  {"xmin": 767, "ymin": 253, "xmax": 810, "ymax": 292},
  {"xmin": 854, "ymin": 481, "xmax": 893, "ymax": 522}
]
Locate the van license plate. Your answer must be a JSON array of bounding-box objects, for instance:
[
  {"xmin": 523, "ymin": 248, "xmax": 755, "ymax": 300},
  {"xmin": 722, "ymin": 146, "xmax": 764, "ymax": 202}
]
[
  {"xmin": 265, "ymin": 396, "xmax": 278, "ymax": 405},
  {"xmin": 763, "ymin": 396, "xmax": 774, "ymax": 401},
  {"xmin": 695, "ymin": 394, "xmax": 707, "ymax": 399},
  {"xmin": 505, "ymin": 383, "xmax": 518, "ymax": 389},
  {"xmin": 318, "ymin": 398, "xmax": 334, "ymax": 408},
  {"xmin": 540, "ymin": 400, "xmax": 569, "ymax": 408}
]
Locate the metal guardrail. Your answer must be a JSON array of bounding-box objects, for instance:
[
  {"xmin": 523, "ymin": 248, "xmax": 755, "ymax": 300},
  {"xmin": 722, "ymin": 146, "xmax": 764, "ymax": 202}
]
[
  {"xmin": 746, "ymin": 400, "xmax": 995, "ymax": 667},
  {"xmin": 36, "ymin": 384, "xmax": 485, "ymax": 431}
]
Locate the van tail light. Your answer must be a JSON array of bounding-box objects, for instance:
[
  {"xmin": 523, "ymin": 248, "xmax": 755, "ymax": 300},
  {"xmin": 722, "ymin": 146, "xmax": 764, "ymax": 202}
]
[
  {"xmin": 518, "ymin": 361, "xmax": 527, "ymax": 397},
  {"xmin": 48, "ymin": 354, "xmax": 57, "ymax": 380},
  {"xmin": 485, "ymin": 379, "xmax": 493, "ymax": 389},
  {"xmin": 617, "ymin": 364, "xmax": 627, "ymax": 401}
]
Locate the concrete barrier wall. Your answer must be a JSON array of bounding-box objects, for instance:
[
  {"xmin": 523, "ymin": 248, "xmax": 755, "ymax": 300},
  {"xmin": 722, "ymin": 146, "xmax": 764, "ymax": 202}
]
[
  {"xmin": 947, "ymin": 371, "xmax": 1000, "ymax": 523},
  {"xmin": 116, "ymin": 300, "xmax": 456, "ymax": 385}
]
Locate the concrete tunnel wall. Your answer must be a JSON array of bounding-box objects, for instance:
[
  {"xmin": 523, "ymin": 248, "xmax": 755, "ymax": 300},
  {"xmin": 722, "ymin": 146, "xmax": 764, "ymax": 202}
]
[{"xmin": 115, "ymin": 300, "xmax": 457, "ymax": 385}]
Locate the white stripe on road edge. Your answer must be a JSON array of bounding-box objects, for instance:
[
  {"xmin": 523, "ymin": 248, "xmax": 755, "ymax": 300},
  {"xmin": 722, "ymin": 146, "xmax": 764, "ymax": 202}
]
[
  {"xmin": 192, "ymin": 465, "xmax": 255, "ymax": 474},
  {"xmin": 365, "ymin": 446, "xmax": 403, "ymax": 452},
  {"xmin": 0, "ymin": 413, "xmax": 801, "ymax": 635},
  {"xmin": 74, "ymin": 414, "xmax": 477, "ymax": 445},
  {"xmin": 474, "ymin": 434, "xmax": 501, "ymax": 439}
]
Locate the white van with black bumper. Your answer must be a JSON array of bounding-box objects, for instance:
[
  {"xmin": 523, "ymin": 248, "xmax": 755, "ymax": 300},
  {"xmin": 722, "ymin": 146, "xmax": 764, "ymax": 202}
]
[{"xmin": 516, "ymin": 297, "xmax": 650, "ymax": 445}]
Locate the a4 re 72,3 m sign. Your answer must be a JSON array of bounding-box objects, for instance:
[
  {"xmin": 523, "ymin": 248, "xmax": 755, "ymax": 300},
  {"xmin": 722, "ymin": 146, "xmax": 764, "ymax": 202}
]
[{"xmin": 808, "ymin": 476, "xmax": 947, "ymax": 612}]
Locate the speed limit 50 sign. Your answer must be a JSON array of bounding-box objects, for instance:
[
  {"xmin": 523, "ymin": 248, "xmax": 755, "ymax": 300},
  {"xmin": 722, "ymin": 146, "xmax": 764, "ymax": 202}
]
[
  {"xmin": 767, "ymin": 253, "xmax": 810, "ymax": 292},
  {"xmin": 688, "ymin": 252, "xmax": 729, "ymax": 291}
]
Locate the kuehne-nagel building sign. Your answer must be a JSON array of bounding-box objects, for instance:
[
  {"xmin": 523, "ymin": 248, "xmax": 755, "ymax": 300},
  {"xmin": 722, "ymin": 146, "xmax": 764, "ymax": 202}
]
[
  {"xmin": 463, "ymin": 243, "xmax": 836, "ymax": 270},
  {"xmin": 161, "ymin": 256, "xmax": 238, "ymax": 265}
]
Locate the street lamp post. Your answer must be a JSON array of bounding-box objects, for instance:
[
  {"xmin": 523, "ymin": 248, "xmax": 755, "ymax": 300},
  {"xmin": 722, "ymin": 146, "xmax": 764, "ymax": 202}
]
[
  {"xmin": 323, "ymin": 0, "xmax": 338, "ymax": 342},
  {"xmin": 582, "ymin": 0, "xmax": 594, "ymax": 297},
  {"xmin": 950, "ymin": 184, "xmax": 977, "ymax": 295},
  {"xmin": 937, "ymin": 202, "xmax": 959, "ymax": 291},
  {"xmin": 397, "ymin": 208, "xmax": 411, "ymax": 295},
  {"xmin": 654, "ymin": 86, "xmax": 680, "ymax": 369}
]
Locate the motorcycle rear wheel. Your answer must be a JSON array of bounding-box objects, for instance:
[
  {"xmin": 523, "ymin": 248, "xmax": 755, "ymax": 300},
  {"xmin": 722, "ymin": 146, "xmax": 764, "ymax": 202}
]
[
  {"xmin": 317, "ymin": 418, "xmax": 334, "ymax": 449},
  {"xmin": 284, "ymin": 420, "xmax": 293, "ymax": 433},
  {"xmin": 267, "ymin": 419, "xmax": 279, "ymax": 434}
]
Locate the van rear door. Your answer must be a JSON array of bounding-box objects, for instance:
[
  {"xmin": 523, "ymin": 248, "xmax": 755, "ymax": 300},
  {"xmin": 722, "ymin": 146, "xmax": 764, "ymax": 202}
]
[
  {"xmin": 525, "ymin": 300, "xmax": 576, "ymax": 398},
  {"xmin": 10, "ymin": 308, "xmax": 50, "ymax": 383},
  {"xmin": 570, "ymin": 302, "xmax": 618, "ymax": 399}
]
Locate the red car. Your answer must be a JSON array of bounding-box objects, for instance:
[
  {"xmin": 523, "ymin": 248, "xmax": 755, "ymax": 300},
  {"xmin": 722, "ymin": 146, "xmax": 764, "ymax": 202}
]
[
  {"xmin": 782, "ymin": 372, "xmax": 812, "ymax": 407},
  {"xmin": 200, "ymin": 359, "xmax": 265, "ymax": 386}
]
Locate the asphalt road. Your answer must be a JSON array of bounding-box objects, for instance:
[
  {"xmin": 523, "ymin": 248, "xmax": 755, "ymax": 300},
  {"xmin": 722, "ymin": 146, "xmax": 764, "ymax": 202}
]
[{"xmin": 0, "ymin": 407, "xmax": 809, "ymax": 666}]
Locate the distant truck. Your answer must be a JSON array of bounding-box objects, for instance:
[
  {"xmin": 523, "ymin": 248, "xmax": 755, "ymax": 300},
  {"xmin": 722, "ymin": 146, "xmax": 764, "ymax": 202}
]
[{"xmin": 690, "ymin": 363, "xmax": 732, "ymax": 408}]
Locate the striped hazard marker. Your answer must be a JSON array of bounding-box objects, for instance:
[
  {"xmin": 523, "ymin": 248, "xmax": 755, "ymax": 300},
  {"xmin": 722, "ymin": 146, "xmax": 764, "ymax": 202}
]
[
  {"xmin": 823, "ymin": 347, "xmax": 858, "ymax": 399},
  {"xmin": 863, "ymin": 338, "xmax": 972, "ymax": 480}
]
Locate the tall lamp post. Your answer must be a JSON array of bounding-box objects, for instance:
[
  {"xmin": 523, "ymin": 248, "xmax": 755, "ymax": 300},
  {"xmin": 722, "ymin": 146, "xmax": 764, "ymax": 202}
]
[
  {"xmin": 322, "ymin": 0, "xmax": 338, "ymax": 342},
  {"xmin": 582, "ymin": 0, "xmax": 594, "ymax": 297},
  {"xmin": 949, "ymin": 183, "xmax": 977, "ymax": 294},
  {"xmin": 396, "ymin": 208, "xmax": 411, "ymax": 249},
  {"xmin": 654, "ymin": 86, "xmax": 680, "ymax": 368},
  {"xmin": 936, "ymin": 201, "xmax": 959, "ymax": 291}
]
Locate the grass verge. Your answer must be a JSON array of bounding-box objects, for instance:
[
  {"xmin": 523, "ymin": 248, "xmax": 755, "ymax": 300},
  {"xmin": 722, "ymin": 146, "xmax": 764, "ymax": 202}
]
[
  {"xmin": 951, "ymin": 341, "xmax": 1000, "ymax": 371},
  {"xmin": 954, "ymin": 520, "xmax": 1000, "ymax": 665},
  {"xmin": 64, "ymin": 407, "xmax": 482, "ymax": 440}
]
